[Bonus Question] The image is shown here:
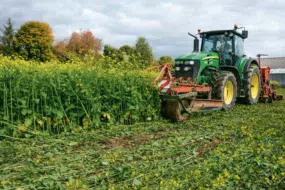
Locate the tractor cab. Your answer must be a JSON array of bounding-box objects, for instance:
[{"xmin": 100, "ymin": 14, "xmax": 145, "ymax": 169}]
[
  {"xmin": 200, "ymin": 29, "xmax": 248, "ymax": 66},
  {"xmin": 174, "ymin": 26, "xmax": 249, "ymax": 82}
]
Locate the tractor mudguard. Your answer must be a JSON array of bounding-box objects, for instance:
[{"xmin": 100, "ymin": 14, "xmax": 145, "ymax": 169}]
[{"xmin": 242, "ymin": 58, "xmax": 259, "ymax": 74}]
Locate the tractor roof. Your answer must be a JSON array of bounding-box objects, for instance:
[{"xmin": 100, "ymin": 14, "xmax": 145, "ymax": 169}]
[{"xmin": 200, "ymin": 30, "xmax": 245, "ymax": 39}]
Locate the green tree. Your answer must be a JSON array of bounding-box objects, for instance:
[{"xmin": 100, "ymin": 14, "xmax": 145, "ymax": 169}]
[
  {"xmin": 134, "ymin": 37, "xmax": 153, "ymax": 66},
  {"xmin": 119, "ymin": 45, "xmax": 134, "ymax": 55},
  {"xmin": 0, "ymin": 18, "xmax": 15, "ymax": 56},
  {"xmin": 119, "ymin": 45, "xmax": 135, "ymax": 63},
  {"xmin": 103, "ymin": 45, "xmax": 122, "ymax": 60},
  {"xmin": 158, "ymin": 56, "xmax": 174, "ymax": 65},
  {"xmin": 14, "ymin": 21, "xmax": 54, "ymax": 61}
]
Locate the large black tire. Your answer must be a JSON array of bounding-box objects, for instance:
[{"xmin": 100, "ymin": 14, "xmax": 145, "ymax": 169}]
[
  {"xmin": 245, "ymin": 65, "xmax": 261, "ymax": 104},
  {"xmin": 213, "ymin": 71, "xmax": 237, "ymax": 110},
  {"xmin": 161, "ymin": 99, "xmax": 190, "ymax": 122}
]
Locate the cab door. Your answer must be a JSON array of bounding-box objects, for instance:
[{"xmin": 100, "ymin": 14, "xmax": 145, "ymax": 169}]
[
  {"xmin": 221, "ymin": 36, "xmax": 234, "ymax": 66},
  {"xmin": 233, "ymin": 35, "xmax": 245, "ymax": 66}
]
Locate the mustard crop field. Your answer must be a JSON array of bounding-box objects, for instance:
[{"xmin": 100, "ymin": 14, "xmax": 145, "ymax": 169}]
[
  {"xmin": 0, "ymin": 55, "xmax": 160, "ymax": 138},
  {"xmin": 0, "ymin": 56, "xmax": 285, "ymax": 189}
]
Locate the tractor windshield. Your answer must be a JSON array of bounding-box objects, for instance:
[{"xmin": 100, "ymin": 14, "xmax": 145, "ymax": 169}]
[{"xmin": 201, "ymin": 34, "xmax": 232, "ymax": 54}]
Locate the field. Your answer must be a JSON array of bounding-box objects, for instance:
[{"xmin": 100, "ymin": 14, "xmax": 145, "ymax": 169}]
[
  {"xmin": 0, "ymin": 56, "xmax": 285, "ymax": 189},
  {"xmin": 1, "ymin": 89, "xmax": 285, "ymax": 189}
]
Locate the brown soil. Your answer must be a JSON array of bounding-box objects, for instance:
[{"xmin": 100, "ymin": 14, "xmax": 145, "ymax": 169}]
[
  {"xmin": 104, "ymin": 133, "xmax": 166, "ymax": 150},
  {"xmin": 196, "ymin": 137, "xmax": 221, "ymax": 158}
]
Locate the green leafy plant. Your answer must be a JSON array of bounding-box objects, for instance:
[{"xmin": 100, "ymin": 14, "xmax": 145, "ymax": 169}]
[
  {"xmin": 1, "ymin": 90, "xmax": 285, "ymax": 189},
  {"xmin": 0, "ymin": 55, "xmax": 160, "ymax": 137},
  {"xmin": 270, "ymin": 80, "xmax": 282, "ymax": 89}
]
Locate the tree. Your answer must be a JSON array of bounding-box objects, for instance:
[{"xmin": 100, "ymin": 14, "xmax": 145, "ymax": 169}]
[
  {"xmin": 53, "ymin": 40, "xmax": 70, "ymax": 62},
  {"xmin": 67, "ymin": 32, "xmax": 81, "ymax": 54},
  {"xmin": 134, "ymin": 37, "xmax": 153, "ymax": 66},
  {"xmin": 103, "ymin": 45, "xmax": 121, "ymax": 60},
  {"xmin": 119, "ymin": 45, "xmax": 135, "ymax": 63},
  {"xmin": 14, "ymin": 21, "xmax": 54, "ymax": 61},
  {"xmin": 53, "ymin": 30, "xmax": 102, "ymax": 61},
  {"xmin": 81, "ymin": 31, "xmax": 101, "ymax": 54},
  {"xmin": 67, "ymin": 30, "xmax": 102, "ymax": 57},
  {"xmin": 158, "ymin": 56, "xmax": 174, "ymax": 65},
  {"xmin": 0, "ymin": 18, "xmax": 16, "ymax": 56},
  {"xmin": 119, "ymin": 45, "xmax": 134, "ymax": 56}
]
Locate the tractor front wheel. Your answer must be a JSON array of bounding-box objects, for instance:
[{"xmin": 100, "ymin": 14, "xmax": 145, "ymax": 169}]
[{"xmin": 214, "ymin": 71, "xmax": 237, "ymax": 110}]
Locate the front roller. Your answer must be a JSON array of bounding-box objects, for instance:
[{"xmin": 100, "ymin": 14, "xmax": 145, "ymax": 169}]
[
  {"xmin": 161, "ymin": 99, "xmax": 191, "ymax": 122},
  {"xmin": 160, "ymin": 92, "xmax": 223, "ymax": 122},
  {"xmin": 160, "ymin": 92, "xmax": 196, "ymax": 122}
]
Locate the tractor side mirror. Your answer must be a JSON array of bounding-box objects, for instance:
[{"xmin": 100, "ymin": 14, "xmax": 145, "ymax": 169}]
[{"xmin": 242, "ymin": 30, "xmax": 248, "ymax": 39}]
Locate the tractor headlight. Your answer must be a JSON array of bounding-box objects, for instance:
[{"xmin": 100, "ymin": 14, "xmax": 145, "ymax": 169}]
[
  {"xmin": 185, "ymin": 61, "xmax": 190, "ymax": 65},
  {"xmin": 175, "ymin": 67, "xmax": 180, "ymax": 71},
  {"xmin": 184, "ymin": 67, "xmax": 191, "ymax": 71},
  {"xmin": 190, "ymin": 61, "xmax": 195, "ymax": 65}
]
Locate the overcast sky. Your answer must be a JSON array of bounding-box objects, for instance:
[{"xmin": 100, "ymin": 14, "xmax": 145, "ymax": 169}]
[{"xmin": 0, "ymin": 0, "xmax": 284, "ymax": 58}]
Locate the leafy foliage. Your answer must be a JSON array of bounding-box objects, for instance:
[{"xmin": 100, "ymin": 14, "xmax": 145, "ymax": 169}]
[
  {"xmin": 135, "ymin": 37, "xmax": 153, "ymax": 66},
  {"xmin": 53, "ymin": 30, "xmax": 102, "ymax": 62},
  {"xmin": 103, "ymin": 40, "xmax": 153, "ymax": 66},
  {"xmin": 67, "ymin": 30, "xmax": 102, "ymax": 56},
  {"xmin": 0, "ymin": 55, "xmax": 160, "ymax": 137},
  {"xmin": 14, "ymin": 21, "xmax": 54, "ymax": 62},
  {"xmin": 53, "ymin": 40, "xmax": 70, "ymax": 62},
  {"xmin": 270, "ymin": 80, "xmax": 282, "ymax": 89},
  {"xmin": 0, "ymin": 18, "xmax": 15, "ymax": 56},
  {"xmin": 103, "ymin": 45, "xmax": 122, "ymax": 61},
  {"xmin": 1, "ymin": 90, "xmax": 285, "ymax": 189},
  {"xmin": 103, "ymin": 44, "xmax": 147, "ymax": 65},
  {"xmin": 158, "ymin": 56, "xmax": 174, "ymax": 65},
  {"xmin": 119, "ymin": 45, "xmax": 135, "ymax": 56}
]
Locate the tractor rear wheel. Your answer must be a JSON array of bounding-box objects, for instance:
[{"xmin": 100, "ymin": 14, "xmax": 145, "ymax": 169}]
[
  {"xmin": 214, "ymin": 71, "xmax": 237, "ymax": 110},
  {"xmin": 245, "ymin": 65, "xmax": 261, "ymax": 104},
  {"xmin": 161, "ymin": 99, "xmax": 190, "ymax": 122}
]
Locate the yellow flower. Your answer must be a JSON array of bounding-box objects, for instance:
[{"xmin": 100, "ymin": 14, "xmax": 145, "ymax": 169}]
[
  {"xmin": 18, "ymin": 125, "xmax": 27, "ymax": 132},
  {"xmin": 37, "ymin": 119, "xmax": 44, "ymax": 126},
  {"xmin": 235, "ymin": 175, "xmax": 240, "ymax": 180},
  {"xmin": 1, "ymin": 181, "xmax": 7, "ymax": 186},
  {"xmin": 212, "ymin": 174, "xmax": 227, "ymax": 188}
]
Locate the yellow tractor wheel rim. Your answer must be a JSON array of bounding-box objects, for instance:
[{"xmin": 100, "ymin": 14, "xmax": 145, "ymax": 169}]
[
  {"xmin": 251, "ymin": 73, "xmax": 259, "ymax": 99},
  {"xmin": 224, "ymin": 80, "xmax": 234, "ymax": 105}
]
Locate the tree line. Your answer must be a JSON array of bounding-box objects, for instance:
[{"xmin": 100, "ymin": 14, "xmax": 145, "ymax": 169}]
[{"xmin": 0, "ymin": 18, "xmax": 173, "ymax": 65}]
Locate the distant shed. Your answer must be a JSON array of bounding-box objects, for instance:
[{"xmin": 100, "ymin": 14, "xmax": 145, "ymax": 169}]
[
  {"xmin": 270, "ymin": 69, "xmax": 285, "ymax": 87},
  {"xmin": 261, "ymin": 57, "xmax": 285, "ymax": 87}
]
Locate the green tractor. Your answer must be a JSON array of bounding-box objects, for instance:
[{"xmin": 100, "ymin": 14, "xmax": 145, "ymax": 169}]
[{"xmin": 156, "ymin": 25, "xmax": 282, "ymax": 121}]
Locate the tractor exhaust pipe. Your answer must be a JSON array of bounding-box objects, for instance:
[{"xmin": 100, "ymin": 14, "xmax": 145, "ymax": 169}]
[
  {"xmin": 188, "ymin": 32, "xmax": 199, "ymax": 52},
  {"xmin": 256, "ymin": 54, "xmax": 268, "ymax": 68}
]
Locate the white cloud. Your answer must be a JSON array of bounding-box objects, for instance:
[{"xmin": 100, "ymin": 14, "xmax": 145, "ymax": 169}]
[{"xmin": 0, "ymin": 0, "xmax": 285, "ymax": 58}]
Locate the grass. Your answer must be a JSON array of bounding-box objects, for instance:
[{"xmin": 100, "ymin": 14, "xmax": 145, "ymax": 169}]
[{"xmin": 1, "ymin": 89, "xmax": 285, "ymax": 189}]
